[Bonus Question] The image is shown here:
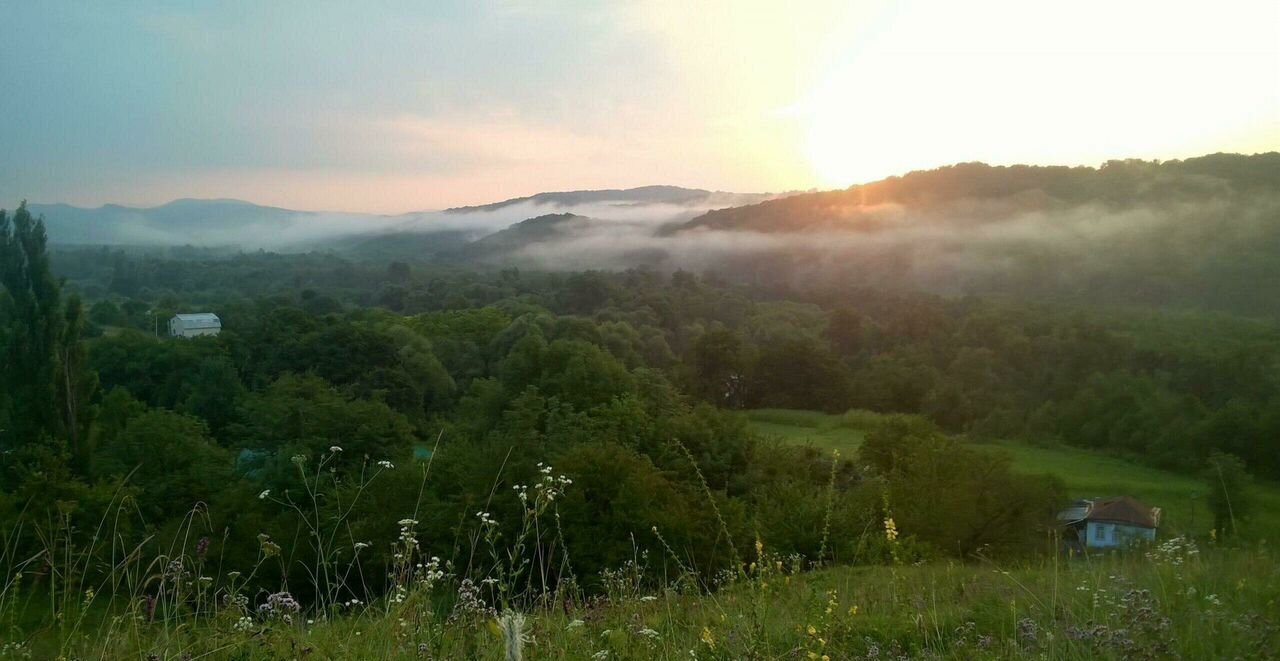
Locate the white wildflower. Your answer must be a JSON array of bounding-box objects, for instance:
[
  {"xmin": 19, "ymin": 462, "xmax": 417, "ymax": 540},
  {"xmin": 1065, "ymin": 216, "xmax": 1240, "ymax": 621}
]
[{"xmin": 499, "ymin": 610, "xmax": 528, "ymax": 661}]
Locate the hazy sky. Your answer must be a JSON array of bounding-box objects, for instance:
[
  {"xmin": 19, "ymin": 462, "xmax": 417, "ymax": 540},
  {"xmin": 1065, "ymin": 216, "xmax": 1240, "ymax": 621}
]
[{"xmin": 2, "ymin": 0, "xmax": 1277, "ymax": 213}]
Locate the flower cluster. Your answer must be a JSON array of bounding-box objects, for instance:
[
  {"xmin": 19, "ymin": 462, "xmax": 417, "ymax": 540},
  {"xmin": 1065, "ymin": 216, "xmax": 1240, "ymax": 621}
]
[
  {"xmin": 449, "ymin": 578, "xmax": 496, "ymax": 622},
  {"xmin": 194, "ymin": 536, "xmax": 210, "ymax": 560},
  {"xmin": 534, "ymin": 462, "xmax": 573, "ymax": 502},
  {"xmin": 416, "ymin": 555, "xmax": 445, "ymax": 589},
  {"xmin": 397, "ymin": 519, "xmax": 420, "ymax": 551},
  {"xmin": 476, "ymin": 511, "xmax": 498, "ymax": 527},
  {"xmin": 258, "ymin": 533, "xmax": 281, "ymax": 558},
  {"xmin": 377, "ymin": 460, "xmax": 395, "ymax": 469},
  {"xmin": 1144, "ymin": 535, "xmax": 1199, "ymax": 566},
  {"xmin": 883, "ymin": 517, "xmax": 899, "ymax": 542},
  {"xmin": 258, "ymin": 591, "xmax": 302, "ymax": 624}
]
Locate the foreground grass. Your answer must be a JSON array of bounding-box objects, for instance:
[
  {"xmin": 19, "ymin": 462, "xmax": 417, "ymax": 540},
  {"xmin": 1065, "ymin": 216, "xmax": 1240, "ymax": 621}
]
[
  {"xmin": 742, "ymin": 409, "xmax": 1280, "ymax": 540},
  {"xmin": 10, "ymin": 545, "xmax": 1275, "ymax": 659},
  {"xmin": 5, "ymin": 413, "xmax": 1275, "ymax": 659}
]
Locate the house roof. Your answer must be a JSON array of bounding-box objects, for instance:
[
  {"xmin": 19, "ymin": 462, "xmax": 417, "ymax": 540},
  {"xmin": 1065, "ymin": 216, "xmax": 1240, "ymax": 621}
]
[
  {"xmin": 173, "ymin": 313, "xmax": 221, "ymax": 329},
  {"xmin": 1083, "ymin": 496, "xmax": 1160, "ymax": 528}
]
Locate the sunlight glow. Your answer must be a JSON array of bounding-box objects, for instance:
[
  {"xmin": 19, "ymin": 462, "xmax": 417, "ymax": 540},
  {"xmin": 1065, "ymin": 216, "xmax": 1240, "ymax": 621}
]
[{"xmin": 792, "ymin": 0, "xmax": 1280, "ymax": 187}]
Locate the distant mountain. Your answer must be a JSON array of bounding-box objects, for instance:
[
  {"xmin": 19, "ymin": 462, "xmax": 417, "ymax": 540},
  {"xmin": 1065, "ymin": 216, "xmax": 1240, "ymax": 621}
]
[
  {"xmin": 444, "ymin": 185, "xmax": 775, "ymax": 214},
  {"xmin": 26, "ymin": 185, "xmax": 781, "ymax": 250},
  {"xmin": 27, "ymin": 198, "xmax": 388, "ymax": 248}
]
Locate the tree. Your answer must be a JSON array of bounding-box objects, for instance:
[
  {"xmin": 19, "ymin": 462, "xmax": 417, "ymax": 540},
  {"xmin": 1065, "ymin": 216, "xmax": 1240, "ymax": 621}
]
[
  {"xmin": 57, "ymin": 293, "xmax": 99, "ymax": 472},
  {"xmin": 1203, "ymin": 451, "xmax": 1253, "ymax": 538},
  {"xmin": 89, "ymin": 300, "xmax": 127, "ymax": 327},
  {"xmin": 749, "ymin": 336, "xmax": 848, "ymax": 411},
  {"xmin": 0, "ymin": 203, "xmax": 97, "ymax": 474},
  {"xmin": 824, "ymin": 306, "xmax": 866, "ymax": 357},
  {"xmin": 94, "ymin": 409, "xmax": 235, "ymax": 522},
  {"xmin": 386, "ymin": 260, "xmax": 411, "ymax": 283},
  {"xmin": 0, "ymin": 203, "xmax": 62, "ymax": 445},
  {"xmin": 690, "ymin": 328, "xmax": 747, "ymax": 407},
  {"xmin": 861, "ymin": 416, "xmax": 1061, "ymax": 556},
  {"xmin": 233, "ymin": 374, "xmax": 417, "ymax": 467}
]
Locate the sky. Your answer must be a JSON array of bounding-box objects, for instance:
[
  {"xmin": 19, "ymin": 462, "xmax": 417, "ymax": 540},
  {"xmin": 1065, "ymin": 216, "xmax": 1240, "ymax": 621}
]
[{"xmin": 1, "ymin": 0, "xmax": 1277, "ymax": 214}]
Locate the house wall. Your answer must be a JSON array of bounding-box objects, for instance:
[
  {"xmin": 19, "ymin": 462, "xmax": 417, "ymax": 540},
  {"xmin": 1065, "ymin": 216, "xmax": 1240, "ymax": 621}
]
[
  {"xmin": 169, "ymin": 318, "xmax": 221, "ymax": 338},
  {"xmin": 1085, "ymin": 521, "xmax": 1156, "ymax": 548}
]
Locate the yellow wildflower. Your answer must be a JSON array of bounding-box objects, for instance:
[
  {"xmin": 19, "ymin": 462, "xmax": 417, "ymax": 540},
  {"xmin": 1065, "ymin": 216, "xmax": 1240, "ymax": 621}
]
[{"xmin": 700, "ymin": 626, "xmax": 716, "ymax": 650}]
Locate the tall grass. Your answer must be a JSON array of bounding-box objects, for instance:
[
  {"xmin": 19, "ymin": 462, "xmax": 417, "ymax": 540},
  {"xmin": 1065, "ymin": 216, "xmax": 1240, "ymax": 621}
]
[{"xmin": 1, "ymin": 439, "xmax": 1276, "ymax": 659}]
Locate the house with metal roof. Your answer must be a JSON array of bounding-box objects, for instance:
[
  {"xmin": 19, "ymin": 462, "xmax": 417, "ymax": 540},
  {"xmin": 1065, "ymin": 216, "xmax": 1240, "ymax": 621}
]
[
  {"xmin": 1059, "ymin": 496, "xmax": 1161, "ymax": 549},
  {"xmin": 169, "ymin": 313, "xmax": 222, "ymax": 338}
]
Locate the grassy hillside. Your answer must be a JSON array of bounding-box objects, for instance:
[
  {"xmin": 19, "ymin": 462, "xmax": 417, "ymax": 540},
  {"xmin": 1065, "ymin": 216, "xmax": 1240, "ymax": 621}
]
[
  {"xmin": 23, "ymin": 547, "xmax": 1276, "ymax": 659},
  {"xmin": 743, "ymin": 409, "xmax": 1280, "ymax": 540}
]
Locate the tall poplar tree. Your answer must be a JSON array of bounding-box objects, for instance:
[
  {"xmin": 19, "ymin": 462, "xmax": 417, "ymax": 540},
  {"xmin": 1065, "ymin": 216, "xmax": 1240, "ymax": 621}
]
[{"xmin": 0, "ymin": 202, "xmax": 98, "ymax": 478}]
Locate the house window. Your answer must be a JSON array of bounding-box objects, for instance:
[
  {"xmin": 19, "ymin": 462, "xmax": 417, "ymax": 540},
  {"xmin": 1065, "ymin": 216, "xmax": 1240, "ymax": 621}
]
[{"xmin": 1094, "ymin": 524, "xmax": 1106, "ymax": 541}]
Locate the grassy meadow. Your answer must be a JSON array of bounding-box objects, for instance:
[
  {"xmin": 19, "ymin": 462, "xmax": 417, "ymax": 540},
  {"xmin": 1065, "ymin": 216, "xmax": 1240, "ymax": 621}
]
[
  {"xmin": 7, "ymin": 540, "xmax": 1275, "ymax": 659},
  {"xmin": 743, "ymin": 408, "xmax": 1280, "ymax": 541}
]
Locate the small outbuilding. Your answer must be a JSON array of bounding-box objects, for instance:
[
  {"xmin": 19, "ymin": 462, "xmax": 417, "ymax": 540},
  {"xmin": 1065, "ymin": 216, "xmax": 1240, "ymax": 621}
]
[
  {"xmin": 169, "ymin": 313, "xmax": 221, "ymax": 338},
  {"xmin": 1059, "ymin": 496, "xmax": 1161, "ymax": 550}
]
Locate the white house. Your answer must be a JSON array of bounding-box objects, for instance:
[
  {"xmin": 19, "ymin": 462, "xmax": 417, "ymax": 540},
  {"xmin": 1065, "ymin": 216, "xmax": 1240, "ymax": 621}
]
[
  {"xmin": 1059, "ymin": 496, "xmax": 1161, "ymax": 550},
  {"xmin": 169, "ymin": 313, "xmax": 222, "ymax": 338}
]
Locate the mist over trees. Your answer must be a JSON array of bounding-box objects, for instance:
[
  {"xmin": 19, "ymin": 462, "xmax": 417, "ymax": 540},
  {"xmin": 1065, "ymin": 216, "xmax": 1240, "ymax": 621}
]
[{"xmin": 32, "ymin": 153, "xmax": 1280, "ymax": 317}]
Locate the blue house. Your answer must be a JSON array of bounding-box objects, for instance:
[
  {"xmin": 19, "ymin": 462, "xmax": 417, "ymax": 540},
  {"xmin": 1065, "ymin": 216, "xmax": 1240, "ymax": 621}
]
[{"xmin": 1059, "ymin": 496, "xmax": 1161, "ymax": 550}]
